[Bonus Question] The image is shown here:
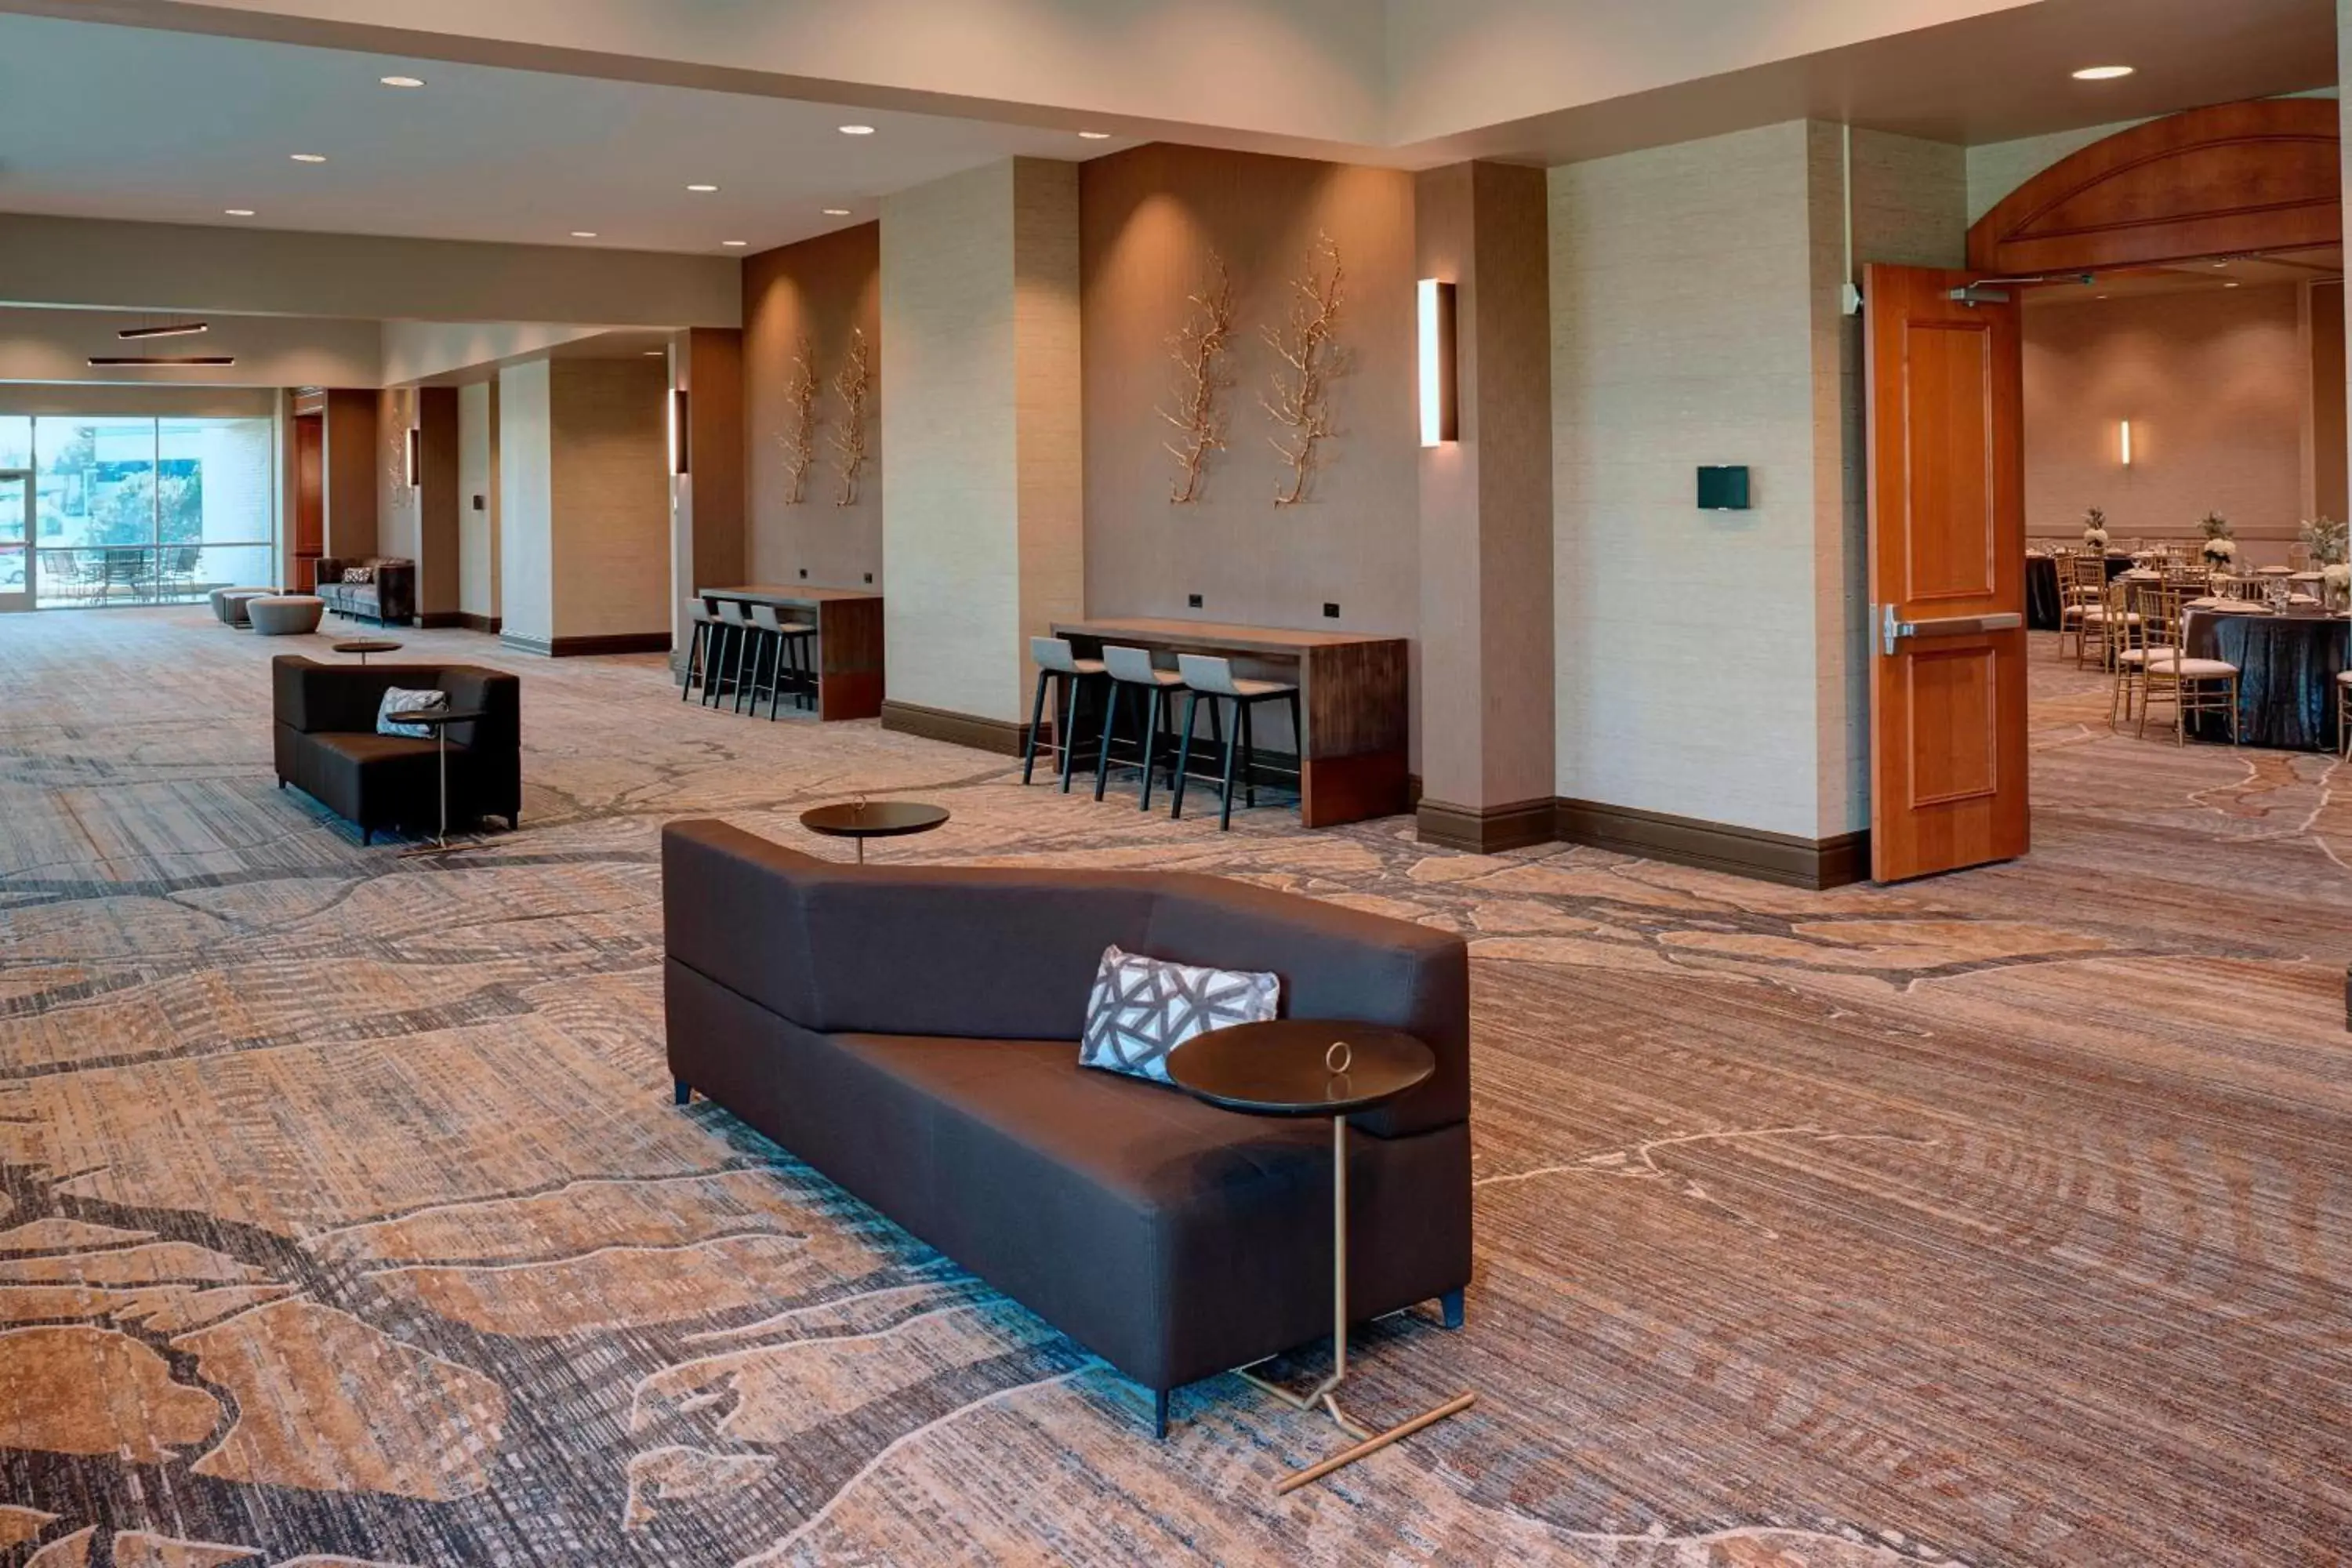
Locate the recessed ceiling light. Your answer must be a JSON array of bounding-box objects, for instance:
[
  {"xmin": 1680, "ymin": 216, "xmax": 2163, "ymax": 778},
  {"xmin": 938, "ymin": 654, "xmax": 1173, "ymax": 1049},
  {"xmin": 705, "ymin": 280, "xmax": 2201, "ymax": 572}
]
[
  {"xmin": 722, "ymin": 240, "xmax": 749, "ymax": 247},
  {"xmin": 644, "ymin": 350, "xmax": 664, "ymax": 357},
  {"xmin": 2071, "ymin": 64, "xmax": 2134, "ymax": 81},
  {"xmin": 686, "ymin": 183, "xmax": 720, "ymax": 193},
  {"xmin": 2223, "ymin": 281, "xmax": 2241, "ymax": 288},
  {"xmin": 223, "ymin": 208, "xmax": 256, "ymax": 216},
  {"xmin": 1077, "ymin": 130, "xmax": 1112, "ymax": 140},
  {"xmin": 379, "ymin": 74, "xmax": 426, "ymax": 88},
  {"xmin": 838, "ymin": 125, "xmax": 876, "ymax": 136},
  {"xmin": 822, "ymin": 208, "xmax": 851, "ymax": 216},
  {"xmin": 289, "ymin": 153, "xmax": 327, "ymax": 163},
  {"xmin": 571, "ymin": 230, "xmax": 600, "ymax": 238}
]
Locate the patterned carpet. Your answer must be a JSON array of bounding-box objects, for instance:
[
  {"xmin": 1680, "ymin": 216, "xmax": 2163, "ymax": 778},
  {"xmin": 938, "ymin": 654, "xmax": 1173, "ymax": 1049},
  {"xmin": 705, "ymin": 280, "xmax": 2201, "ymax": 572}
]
[{"xmin": 3, "ymin": 609, "xmax": 2350, "ymax": 1566}]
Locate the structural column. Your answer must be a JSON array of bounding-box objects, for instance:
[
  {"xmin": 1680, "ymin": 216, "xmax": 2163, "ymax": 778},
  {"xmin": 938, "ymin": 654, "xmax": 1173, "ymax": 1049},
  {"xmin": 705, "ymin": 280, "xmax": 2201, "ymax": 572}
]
[
  {"xmin": 878, "ymin": 158, "xmax": 1083, "ymax": 753},
  {"xmin": 667, "ymin": 326, "xmax": 746, "ymax": 667},
  {"xmin": 1414, "ymin": 162, "xmax": 1556, "ymax": 851}
]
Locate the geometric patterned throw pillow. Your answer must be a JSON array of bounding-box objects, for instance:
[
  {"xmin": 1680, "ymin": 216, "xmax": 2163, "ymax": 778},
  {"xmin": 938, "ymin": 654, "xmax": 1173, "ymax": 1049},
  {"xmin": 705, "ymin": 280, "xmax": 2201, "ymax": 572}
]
[
  {"xmin": 1079, "ymin": 944, "xmax": 1280, "ymax": 1086},
  {"xmin": 376, "ymin": 685, "xmax": 447, "ymax": 739}
]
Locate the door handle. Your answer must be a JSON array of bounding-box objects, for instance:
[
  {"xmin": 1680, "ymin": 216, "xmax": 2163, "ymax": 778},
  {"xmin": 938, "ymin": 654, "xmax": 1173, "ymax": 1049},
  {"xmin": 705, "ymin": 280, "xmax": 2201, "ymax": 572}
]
[{"xmin": 1879, "ymin": 606, "xmax": 2023, "ymax": 655}]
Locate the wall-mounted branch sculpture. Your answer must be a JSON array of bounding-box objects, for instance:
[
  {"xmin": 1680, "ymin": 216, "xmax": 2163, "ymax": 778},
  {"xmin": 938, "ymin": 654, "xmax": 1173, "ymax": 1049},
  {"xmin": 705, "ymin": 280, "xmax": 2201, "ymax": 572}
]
[
  {"xmin": 1261, "ymin": 233, "xmax": 1345, "ymax": 507},
  {"xmin": 1157, "ymin": 252, "xmax": 1236, "ymax": 505},
  {"xmin": 831, "ymin": 327, "xmax": 872, "ymax": 507},
  {"xmin": 778, "ymin": 336, "xmax": 822, "ymax": 505}
]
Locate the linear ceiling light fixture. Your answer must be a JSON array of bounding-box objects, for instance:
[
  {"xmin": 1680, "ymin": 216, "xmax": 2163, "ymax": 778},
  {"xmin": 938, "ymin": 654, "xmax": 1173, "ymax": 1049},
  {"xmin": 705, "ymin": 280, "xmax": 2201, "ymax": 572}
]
[
  {"xmin": 88, "ymin": 356, "xmax": 236, "ymax": 367},
  {"xmin": 822, "ymin": 208, "xmax": 851, "ymax": 216},
  {"xmin": 224, "ymin": 208, "xmax": 256, "ymax": 216},
  {"xmin": 1417, "ymin": 279, "xmax": 1457, "ymax": 447},
  {"xmin": 379, "ymin": 74, "xmax": 426, "ymax": 88},
  {"xmin": 838, "ymin": 125, "xmax": 876, "ymax": 136},
  {"xmin": 289, "ymin": 153, "xmax": 327, "ymax": 163},
  {"xmin": 686, "ymin": 183, "xmax": 720, "ymax": 193},
  {"xmin": 2071, "ymin": 64, "xmax": 2134, "ymax": 80},
  {"xmin": 118, "ymin": 321, "xmax": 209, "ymax": 341},
  {"xmin": 1077, "ymin": 130, "xmax": 1112, "ymax": 140}
]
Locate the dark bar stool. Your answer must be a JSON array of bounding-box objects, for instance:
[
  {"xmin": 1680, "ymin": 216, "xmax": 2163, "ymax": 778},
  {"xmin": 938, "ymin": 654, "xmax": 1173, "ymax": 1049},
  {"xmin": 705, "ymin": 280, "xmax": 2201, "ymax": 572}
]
[
  {"xmin": 1025, "ymin": 636, "xmax": 1108, "ymax": 790},
  {"xmin": 1094, "ymin": 644, "xmax": 1185, "ymax": 809},
  {"xmin": 1172, "ymin": 653, "xmax": 1301, "ymax": 829},
  {"xmin": 748, "ymin": 604, "xmax": 818, "ymax": 719},
  {"xmin": 704, "ymin": 598, "xmax": 761, "ymax": 712},
  {"xmin": 680, "ymin": 596, "xmax": 725, "ymax": 702}
]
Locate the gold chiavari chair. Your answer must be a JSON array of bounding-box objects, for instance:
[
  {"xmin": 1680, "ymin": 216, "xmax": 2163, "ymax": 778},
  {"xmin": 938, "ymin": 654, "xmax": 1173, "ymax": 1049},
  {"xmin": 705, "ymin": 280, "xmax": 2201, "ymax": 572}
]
[
  {"xmin": 2107, "ymin": 578, "xmax": 2156, "ymax": 727},
  {"xmin": 2061, "ymin": 551, "xmax": 2108, "ymax": 665},
  {"xmin": 2137, "ymin": 581, "xmax": 2241, "ymax": 746}
]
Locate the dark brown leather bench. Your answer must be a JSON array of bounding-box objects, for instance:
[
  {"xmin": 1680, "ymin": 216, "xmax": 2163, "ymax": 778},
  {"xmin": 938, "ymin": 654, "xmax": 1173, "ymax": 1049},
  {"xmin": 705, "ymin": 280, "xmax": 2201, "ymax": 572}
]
[{"xmin": 660, "ymin": 818, "xmax": 1472, "ymax": 1435}]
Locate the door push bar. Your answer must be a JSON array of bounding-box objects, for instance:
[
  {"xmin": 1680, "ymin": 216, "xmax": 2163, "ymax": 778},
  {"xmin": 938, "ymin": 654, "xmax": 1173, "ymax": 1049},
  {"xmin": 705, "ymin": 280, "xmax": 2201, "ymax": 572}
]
[{"xmin": 1879, "ymin": 605, "xmax": 2023, "ymax": 656}]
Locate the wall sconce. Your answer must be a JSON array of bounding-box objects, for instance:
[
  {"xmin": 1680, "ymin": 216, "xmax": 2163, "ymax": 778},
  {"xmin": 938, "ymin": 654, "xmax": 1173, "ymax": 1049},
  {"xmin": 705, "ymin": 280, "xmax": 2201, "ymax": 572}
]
[
  {"xmin": 668, "ymin": 388, "xmax": 691, "ymax": 476},
  {"xmin": 2119, "ymin": 419, "xmax": 2132, "ymax": 466},
  {"xmin": 403, "ymin": 426, "xmax": 420, "ymax": 488},
  {"xmin": 1417, "ymin": 278, "xmax": 1457, "ymax": 447}
]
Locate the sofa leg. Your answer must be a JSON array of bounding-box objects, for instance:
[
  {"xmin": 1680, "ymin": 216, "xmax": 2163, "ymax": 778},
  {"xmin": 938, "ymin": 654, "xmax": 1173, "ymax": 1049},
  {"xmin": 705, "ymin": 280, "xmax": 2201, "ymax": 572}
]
[
  {"xmin": 673, "ymin": 1079, "xmax": 692, "ymax": 1107},
  {"xmin": 1152, "ymin": 1388, "xmax": 1170, "ymax": 1441},
  {"xmin": 1439, "ymin": 1289, "xmax": 1465, "ymax": 1330}
]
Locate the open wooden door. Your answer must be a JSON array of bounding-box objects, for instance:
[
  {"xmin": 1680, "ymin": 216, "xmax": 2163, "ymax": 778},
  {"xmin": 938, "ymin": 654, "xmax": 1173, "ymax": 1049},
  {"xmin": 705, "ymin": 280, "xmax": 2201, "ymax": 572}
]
[{"xmin": 1864, "ymin": 263, "xmax": 2028, "ymax": 884}]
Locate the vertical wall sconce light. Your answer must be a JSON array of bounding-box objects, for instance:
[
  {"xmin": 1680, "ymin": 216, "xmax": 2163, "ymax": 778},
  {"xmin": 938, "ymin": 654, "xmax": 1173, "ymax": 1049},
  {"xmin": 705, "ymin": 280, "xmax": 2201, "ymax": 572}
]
[
  {"xmin": 1417, "ymin": 278, "xmax": 1457, "ymax": 447},
  {"xmin": 402, "ymin": 426, "xmax": 420, "ymax": 488},
  {"xmin": 2118, "ymin": 419, "xmax": 2133, "ymax": 467},
  {"xmin": 668, "ymin": 388, "xmax": 691, "ymax": 477}
]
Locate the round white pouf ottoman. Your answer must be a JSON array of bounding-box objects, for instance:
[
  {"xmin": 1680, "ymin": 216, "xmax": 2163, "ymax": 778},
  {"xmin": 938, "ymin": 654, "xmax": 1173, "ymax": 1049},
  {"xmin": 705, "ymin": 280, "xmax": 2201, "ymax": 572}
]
[
  {"xmin": 246, "ymin": 594, "xmax": 326, "ymax": 636},
  {"xmin": 212, "ymin": 586, "xmax": 276, "ymax": 626}
]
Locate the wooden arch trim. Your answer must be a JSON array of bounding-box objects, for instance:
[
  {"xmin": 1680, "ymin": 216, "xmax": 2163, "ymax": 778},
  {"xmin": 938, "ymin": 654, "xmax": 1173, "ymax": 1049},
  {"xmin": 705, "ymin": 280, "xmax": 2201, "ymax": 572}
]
[{"xmin": 1968, "ymin": 97, "xmax": 2340, "ymax": 274}]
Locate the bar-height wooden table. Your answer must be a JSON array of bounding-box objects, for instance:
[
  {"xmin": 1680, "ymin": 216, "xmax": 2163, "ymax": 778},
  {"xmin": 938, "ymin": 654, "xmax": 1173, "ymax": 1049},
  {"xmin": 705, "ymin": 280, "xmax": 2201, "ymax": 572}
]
[
  {"xmin": 1051, "ymin": 618, "xmax": 1410, "ymax": 828},
  {"xmin": 697, "ymin": 587, "xmax": 884, "ymax": 721}
]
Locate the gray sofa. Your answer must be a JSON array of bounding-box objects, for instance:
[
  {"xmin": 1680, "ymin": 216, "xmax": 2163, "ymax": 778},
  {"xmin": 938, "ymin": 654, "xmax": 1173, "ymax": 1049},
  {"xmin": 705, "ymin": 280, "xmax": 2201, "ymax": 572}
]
[
  {"xmin": 661, "ymin": 818, "xmax": 1473, "ymax": 1436},
  {"xmin": 314, "ymin": 557, "xmax": 416, "ymax": 627},
  {"xmin": 273, "ymin": 656, "xmax": 521, "ymax": 843}
]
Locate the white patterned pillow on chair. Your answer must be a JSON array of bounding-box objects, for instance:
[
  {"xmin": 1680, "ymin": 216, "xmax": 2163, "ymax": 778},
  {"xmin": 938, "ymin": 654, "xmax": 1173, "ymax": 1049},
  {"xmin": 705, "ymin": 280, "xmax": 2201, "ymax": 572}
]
[
  {"xmin": 1079, "ymin": 945, "xmax": 1280, "ymax": 1085},
  {"xmin": 376, "ymin": 686, "xmax": 447, "ymax": 739}
]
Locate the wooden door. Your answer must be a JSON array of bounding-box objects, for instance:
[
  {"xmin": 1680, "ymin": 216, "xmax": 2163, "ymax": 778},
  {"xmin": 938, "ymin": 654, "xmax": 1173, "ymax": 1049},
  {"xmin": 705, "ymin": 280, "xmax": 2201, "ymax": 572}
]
[
  {"xmin": 1864, "ymin": 263, "xmax": 2028, "ymax": 883},
  {"xmin": 292, "ymin": 414, "xmax": 324, "ymax": 591}
]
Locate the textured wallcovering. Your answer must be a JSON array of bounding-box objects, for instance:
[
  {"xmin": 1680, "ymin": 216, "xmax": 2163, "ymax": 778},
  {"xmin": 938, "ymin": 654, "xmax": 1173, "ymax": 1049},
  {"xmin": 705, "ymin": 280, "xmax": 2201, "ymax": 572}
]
[
  {"xmin": 551, "ymin": 359, "xmax": 673, "ymax": 641},
  {"xmin": 881, "ymin": 158, "xmax": 1082, "ymax": 724},
  {"xmin": 743, "ymin": 223, "xmax": 884, "ymax": 591},
  {"xmin": 496, "ymin": 360, "xmax": 554, "ymax": 644}
]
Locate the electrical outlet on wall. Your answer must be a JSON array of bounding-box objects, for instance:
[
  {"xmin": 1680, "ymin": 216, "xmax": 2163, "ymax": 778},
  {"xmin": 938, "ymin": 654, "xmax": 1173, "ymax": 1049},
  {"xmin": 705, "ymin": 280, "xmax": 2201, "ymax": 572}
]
[
  {"xmin": 1323, "ymin": 603, "xmax": 1341, "ymax": 619},
  {"xmin": 863, "ymin": 572, "xmax": 873, "ymax": 585},
  {"xmin": 1187, "ymin": 593, "xmax": 1203, "ymax": 608},
  {"xmin": 798, "ymin": 568, "xmax": 809, "ymax": 579}
]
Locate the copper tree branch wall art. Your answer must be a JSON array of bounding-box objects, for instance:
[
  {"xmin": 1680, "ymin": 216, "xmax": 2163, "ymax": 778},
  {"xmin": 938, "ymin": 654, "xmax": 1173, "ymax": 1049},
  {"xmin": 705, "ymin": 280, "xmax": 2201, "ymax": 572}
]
[
  {"xmin": 778, "ymin": 336, "xmax": 822, "ymax": 505},
  {"xmin": 1261, "ymin": 232, "xmax": 1345, "ymax": 507},
  {"xmin": 831, "ymin": 327, "xmax": 872, "ymax": 508},
  {"xmin": 1157, "ymin": 252, "xmax": 1236, "ymax": 505}
]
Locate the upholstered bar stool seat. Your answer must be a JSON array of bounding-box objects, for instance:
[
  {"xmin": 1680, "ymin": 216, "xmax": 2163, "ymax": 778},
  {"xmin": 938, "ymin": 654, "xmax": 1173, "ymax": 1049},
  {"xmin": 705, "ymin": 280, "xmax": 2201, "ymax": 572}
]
[
  {"xmin": 1025, "ymin": 636, "xmax": 1109, "ymax": 791},
  {"xmin": 680, "ymin": 603, "xmax": 724, "ymax": 702},
  {"xmin": 748, "ymin": 604, "xmax": 818, "ymax": 719},
  {"xmin": 246, "ymin": 595, "xmax": 326, "ymax": 636},
  {"xmin": 704, "ymin": 597, "xmax": 762, "ymax": 712},
  {"xmin": 1094, "ymin": 644, "xmax": 1185, "ymax": 809},
  {"xmin": 1171, "ymin": 653, "xmax": 1301, "ymax": 831}
]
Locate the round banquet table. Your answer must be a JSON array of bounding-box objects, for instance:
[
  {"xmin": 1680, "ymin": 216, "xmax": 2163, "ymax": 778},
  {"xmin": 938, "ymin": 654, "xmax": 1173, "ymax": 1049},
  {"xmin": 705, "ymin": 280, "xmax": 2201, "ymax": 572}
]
[
  {"xmin": 2026, "ymin": 553, "xmax": 2132, "ymax": 631},
  {"xmin": 2181, "ymin": 608, "xmax": 2350, "ymax": 750}
]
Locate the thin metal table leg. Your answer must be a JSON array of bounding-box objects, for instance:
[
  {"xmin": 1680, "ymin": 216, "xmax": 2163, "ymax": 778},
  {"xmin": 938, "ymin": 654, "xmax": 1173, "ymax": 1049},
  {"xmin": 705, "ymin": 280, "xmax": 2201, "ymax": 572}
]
[
  {"xmin": 436, "ymin": 728, "xmax": 448, "ymax": 848},
  {"xmin": 1235, "ymin": 1111, "xmax": 1475, "ymax": 1492}
]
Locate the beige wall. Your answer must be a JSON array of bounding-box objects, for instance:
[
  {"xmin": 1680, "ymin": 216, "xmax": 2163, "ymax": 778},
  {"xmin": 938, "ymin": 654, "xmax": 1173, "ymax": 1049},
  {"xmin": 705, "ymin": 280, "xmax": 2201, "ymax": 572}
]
[
  {"xmin": 1415, "ymin": 159, "xmax": 1553, "ymax": 818},
  {"xmin": 1079, "ymin": 144, "xmax": 1418, "ymax": 744},
  {"xmin": 0, "ymin": 214, "xmax": 739, "ymax": 328},
  {"xmin": 881, "ymin": 158, "xmax": 1083, "ymax": 727},
  {"xmin": 2024, "ymin": 285, "xmax": 2311, "ymax": 552},
  {"xmin": 550, "ymin": 359, "xmax": 673, "ymax": 641},
  {"xmin": 496, "ymin": 361, "xmax": 553, "ymax": 646},
  {"xmin": 2307, "ymin": 279, "xmax": 2350, "ymax": 524},
  {"xmin": 0, "ymin": 306, "xmax": 382, "ymax": 389},
  {"xmin": 1550, "ymin": 119, "xmax": 1962, "ymax": 843},
  {"xmin": 743, "ymin": 225, "xmax": 882, "ymax": 590},
  {"xmin": 458, "ymin": 379, "xmax": 500, "ymax": 622}
]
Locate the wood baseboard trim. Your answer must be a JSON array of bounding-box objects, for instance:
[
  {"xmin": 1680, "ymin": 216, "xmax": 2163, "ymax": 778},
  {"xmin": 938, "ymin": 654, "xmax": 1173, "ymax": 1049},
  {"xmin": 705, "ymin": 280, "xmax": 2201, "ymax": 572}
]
[
  {"xmin": 1416, "ymin": 797, "xmax": 1557, "ymax": 854},
  {"xmin": 416, "ymin": 612, "xmax": 464, "ymax": 630},
  {"xmin": 880, "ymin": 699, "xmax": 1032, "ymax": 757},
  {"xmin": 500, "ymin": 631, "xmax": 671, "ymax": 659},
  {"xmin": 1553, "ymin": 797, "xmax": 1869, "ymax": 890},
  {"xmin": 453, "ymin": 612, "xmax": 502, "ymax": 635}
]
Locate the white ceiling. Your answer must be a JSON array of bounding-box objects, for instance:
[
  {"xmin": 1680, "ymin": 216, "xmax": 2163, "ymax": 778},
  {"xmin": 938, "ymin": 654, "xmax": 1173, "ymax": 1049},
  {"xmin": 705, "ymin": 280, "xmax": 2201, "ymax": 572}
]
[{"xmin": 0, "ymin": 11, "xmax": 1132, "ymax": 254}]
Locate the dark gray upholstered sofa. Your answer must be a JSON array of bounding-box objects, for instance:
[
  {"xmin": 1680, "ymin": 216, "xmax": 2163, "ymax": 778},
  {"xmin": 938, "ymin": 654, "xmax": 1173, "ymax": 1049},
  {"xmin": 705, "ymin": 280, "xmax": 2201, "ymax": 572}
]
[
  {"xmin": 272, "ymin": 656, "xmax": 521, "ymax": 842},
  {"xmin": 314, "ymin": 557, "xmax": 416, "ymax": 627},
  {"xmin": 662, "ymin": 818, "xmax": 1473, "ymax": 1436}
]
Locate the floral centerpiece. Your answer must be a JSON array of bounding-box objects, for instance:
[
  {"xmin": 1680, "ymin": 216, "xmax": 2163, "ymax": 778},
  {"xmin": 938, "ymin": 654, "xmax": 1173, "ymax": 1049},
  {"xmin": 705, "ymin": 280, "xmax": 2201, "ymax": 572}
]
[
  {"xmin": 2198, "ymin": 511, "xmax": 2235, "ymax": 570},
  {"xmin": 2303, "ymin": 516, "xmax": 2349, "ymax": 610},
  {"xmin": 2082, "ymin": 506, "xmax": 2109, "ymax": 552}
]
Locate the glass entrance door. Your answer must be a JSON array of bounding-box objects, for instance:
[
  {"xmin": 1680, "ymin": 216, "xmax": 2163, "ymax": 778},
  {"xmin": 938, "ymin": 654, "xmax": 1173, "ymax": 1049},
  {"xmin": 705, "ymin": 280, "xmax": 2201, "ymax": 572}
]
[{"xmin": 0, "ymin": 470, "xmax": 31, "ymax": 613}]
